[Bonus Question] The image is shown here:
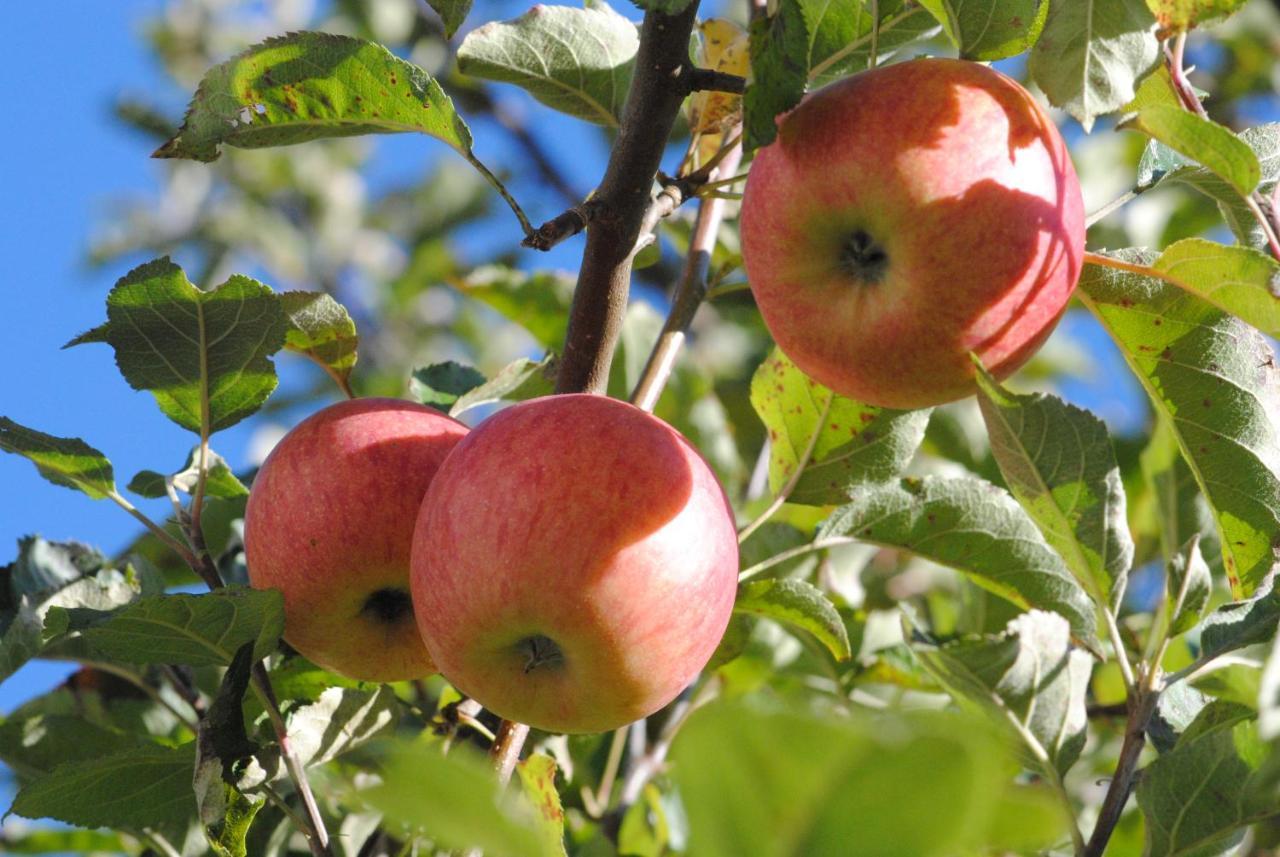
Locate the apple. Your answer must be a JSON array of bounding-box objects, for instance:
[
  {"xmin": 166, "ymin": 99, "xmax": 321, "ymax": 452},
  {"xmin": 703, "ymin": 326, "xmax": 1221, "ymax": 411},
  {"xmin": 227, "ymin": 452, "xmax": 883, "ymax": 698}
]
[
  {"xmin": 245, "ymin": 397, "xmax": 467, "ymax": 682},
  {"xmin": 740, "ymin": 58, "xmax": 1085, "ymax": 409},
  {"xmin": 410, "ymin": 394, "xmax": 738, "ymax": 734}
]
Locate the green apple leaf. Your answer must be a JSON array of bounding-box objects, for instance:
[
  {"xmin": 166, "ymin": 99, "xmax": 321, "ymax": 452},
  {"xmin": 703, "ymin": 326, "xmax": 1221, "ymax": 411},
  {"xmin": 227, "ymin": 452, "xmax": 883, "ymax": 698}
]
[
  {"xmin": 48, "ymin": 587, "xmax": 285, "ymax": 667},
  {"xmin": 279, "ymin": 291, "xmax": 359, "ymax": 393},
  {"xmin": 362, "ymin": 742, "xmax": 549, "ymax": 857},
  {"xmin": 1079, "ymin": 252, "xmax": 1280, "ymax": 597},
  {"xmin": 807, "ymin": 1, "xmax": 942, "ymax": 86},
  {"xmin": 457, "ymin": 2, "xmax": 638, "ymax": 127},
  {"xmin": 917, "ymin": 0, "xmax": 1049, "ymax": 61},
  {"xmin": 672, "ymin": 701, "xmax": 1065, "ymax": 857},
  {"xmin": 1260, "ymin": 632, "xmax": 1280, "ymax": 741},
  {"xmin": 0, "ymin": 714, "xmax": 147, "ymax": 782},
  {"xmin": 66, "ymin": 259, "xmax": 287, "ymax": 435},
  {"xmin": 750, "ymin": 349, "xmax": 930, "ymax": 506},
  {"xmin": 734, "ymin": 578, "xmax": 852, "ymax": 661},
  {"xmin": 1, "ymin": 538, "xmax": 147, "ymax": 684},
  {"xmin": 1150, "ymin": 681, "xmax": 1211, "ymax": 752},
  {"xmin": 411, "ymin": 361, "xmax": 486, "ymax": 412},
  {"xmin": 743, "ymin": 0, "xmax": 810, "ymax": 150},
  {"xmin": 128, "ymin": 446, "xmax": 248, "ymax": 500},
  {"xmin": 1136, "ymin": 702, "xmax": 1274, "ymax": 856},
  {"xmin": 1028, "ymin": 0, "xmax": 1159, "ymax": 131},
  {"xmin": 1147, "ymin": 238, "xmax": 1280, "ymax": 337},
  {"xmin": 156, "ymin": 32, "xmax": 472, "ymax": 161},
  {"xmin": 452, "ymin": 266, "xmax": 574, "ymax": 350},
  {"xmin": 1140, "ymin": 415, "xmax": 1223, "ymax": 575},
  {"xmin": 194, "ymin": 644, "xmax": 262, "ymax": 857},
  {"xmin": 10, "ymin": 742, "xmax": 198, "ymax": 832},
  {"xmin": 1166, "ymin": 535, "xmax": 1213, "ymax": 637},
  {"xmin": 0, "ymin": 830, "xmax": 127, "ymax": 854},
  {"xmin": 974, "ymin": 366, "xmax": 1132, "ymax": 608},
  {"xmin": 451, "ymin": 354, "xmax": 558, "ymax": 417},
  {"xmin": 516, "ymin": 754, "xmax": 568, "ymax": 857},
  {"xmin": 427, "ymin": 0, "xmax": 473, "ymax": 37},
  {"xmin": 1191, "ymin": 662, "xmax": 1264, "ymax": 708},
  {"xmin": 819, "ymin": 477, "xmax": 1100, "ymax": 646},
  {"xmin": 1197, "ymin": 579, "xmax": 1280, "ymax": 663},
  {"xmin": 285, "ymin": 686, "xmax": 399, "ymax": 771},
  {"xmin": 1145, "ymin": 0, "xmax": 1250, "ymax": 32},
  {"xmin": 0, "ymin": 418, "xmax": 116, "ymax": 500},
  {"xmin": 1137, "ymin": 124, "xmax": 1280, "ymax": 251},
  {"xmin": 913, "ymin": 610, "xmax": 1091, "ymax": 776},
  {"xmin": 1123, "ymin": 108, "xmax": 1260, "ymax": 198}
]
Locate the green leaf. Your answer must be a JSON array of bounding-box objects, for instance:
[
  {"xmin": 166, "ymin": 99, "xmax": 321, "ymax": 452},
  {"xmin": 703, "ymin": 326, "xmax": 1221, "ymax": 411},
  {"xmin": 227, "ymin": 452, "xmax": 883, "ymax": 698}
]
[
  {"xmin": 1145, "ymin": 0, "xmax": 1250, "ymax": 32},
  {"xmin": 975, "ymin": 366, "xmax": 1133, "ymax": 608},
  {"xmin": 1, "ymin": 538, "xmax": 145, "ymax": 683},
  {"xmin": 410, "ymin": 361, "xmax": 486, "ymax": 412},
  {"xmin": 1260, "ymin": 631, "xmax": 1279, "ymax": 741},
  {"xmin": 0, "ymin": 714, "xmax": 146, "ymax": 782},
  {"xmin": 66, "ymin": 258, "xmax": 287, "ymax": 435},
  {"xmin": 749, "ymin": 348, "xmax": 930, "ymax": 506},
  {"xmin": 1123, "ymin": 106, "xmax": 1260, "ymax": 198},
  {"xmin": 807, "ymin": 1, "xmax": 943, "ymax": 86},
  {"xmin": 1198, "ymin": 578, "xmax": 1280, "ymax": 662},
  {"xmin": 194, "ymin": 644, "xmax": 262, "ymax": 857},
  {"xmin": 452, "ymin": 266, "xmax": 574, "ymax": 350},
  {"xmin": 428, "ymin": 0, "xmax": 473, "ymax": 37},
  {"xmin": 819, "ymin": 477, "xmax": 1100, "ymax": 646},
  {"xmin": 671, "ymin": 700, "xmax": 1064, "ymax": 857},
  {"xmin": 362, "ymin": 742, "xmax": 549, "ymax": 857},
  {"xmin": 54, "ymin": 586, "xmax": 285, "ymax": 667},
  {"xmin": 0, "ymin": 418, "xmax": 116, "ymax": 500},
  {"xmin": 1192, "ymin": 662, "xmax": 1263, "ymax": 708},
  {"xmin": 918, "ymin": 0, "xmax": 1049, "ymax": 60},
  {"xmin": 1166, "ymin": 535, "xmax": 1213, "ymax": 637},
  {"xmin": 1140, "ymin": 414, "xmax": 1223, "ymax": 576},
  {"xmin": 128, "ymin": 446, "xmax": 248, "ymax": 500},
  {"xmin": 1137, "ymin": 702, "xmax": 1274, "ymax": 856},
  {"xmin": 0, "ymin": 830, "xmax": 127, "ymax": 854},
  {"xmin": 1149, "ymin": 238, "xmax": 1280, "ymax": 337},
  {"xmin": 913, "ymin": 610, "xmax": 1092, "ymax": 776},
  {"xmin": 1028, "ymin": 0, "xmax": 1159, "ymax": 131},
  {"xmin": 516, "ymin": 754, "xmax": 568, "ymax": 857},
  {"xmin": 10, "ymin": 742, "xmax": 198, "ymax": 832},
  {"xmin": 743, "ymin": 0, "xmax": 811, "ymax": 150},
  {"xmin": 450, "ymin": 354, "xmax": 557, "ymax": 417},
  {"xmin": 283, "ymin": 686, "xmax": 398, "ymax": 771},
  {"xmin": 1138, "ymin": 124, "xmax": 1280, "ymax": 251},
  {"xmin": 156, "ymin": 32, "xmax": 473, "ymax": 161},
  {"xmin": 1079, "ymin": 252, "xmax": 1280, "ymax": 596},
  {"xmin": 279, "ymin": 291, "xmax": 359, "ymax": 391},
  {"xmin": 457, "ymin": 2, "xmax": 638, "ymax": 127},
  {"xmin": 734, "ymin": 578, "xmax": 852, "ymax": 661}
]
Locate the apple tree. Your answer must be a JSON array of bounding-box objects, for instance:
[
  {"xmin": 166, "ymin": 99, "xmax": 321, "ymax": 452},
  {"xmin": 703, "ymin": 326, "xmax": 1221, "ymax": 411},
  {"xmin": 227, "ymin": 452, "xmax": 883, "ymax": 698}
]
[{"xmin": 3, "ymin": 0, "xmax": 1280, "ymax": 855}]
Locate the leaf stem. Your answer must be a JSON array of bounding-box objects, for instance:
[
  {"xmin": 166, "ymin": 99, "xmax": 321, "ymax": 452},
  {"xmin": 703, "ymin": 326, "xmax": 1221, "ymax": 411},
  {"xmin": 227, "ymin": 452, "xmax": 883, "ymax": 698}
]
[
  {"xmin": 465, "ymin": 152, "xmax": 535, "ymax": 238},
  {"xmin": 736, "ymin": 393, "xmax": 834, "ymax": 544},
  {"xmin": 107, "ymin": 490, "xmax": 203, "ymax": 572},
  {"xmin": 738, "ymin": 536, "xmax": 856, "ymax": 582},
  {"xmin": 1085, "ymin": 187, "xmax": 1146, "ymax": 228},
  {"xmin": 1102, "ymin": 608, "xmax": 1136, "ymax": 692},
  {"xmin": 587, "ymin": 725, "xmax": 630, "ymax": 816}
]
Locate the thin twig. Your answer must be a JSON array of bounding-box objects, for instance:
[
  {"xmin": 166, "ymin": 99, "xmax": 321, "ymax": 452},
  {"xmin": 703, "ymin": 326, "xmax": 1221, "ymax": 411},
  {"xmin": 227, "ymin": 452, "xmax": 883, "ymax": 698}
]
[
  {"xmin": 687, "ymin": 68, "xmax": 747, "ymax": 94},
  {"xmin": 1083, "ymin": 682, "xmax": 1158, "ymax": 857},
  {"xmin": 1085, "ymin": 187, "xmax": 1147, "ymax": 228},
  {"xmin": 738, "ymin": 537, "xmax": 856, "ymax": 581},
  {"xmin": 587, "ymin": 725, "xmax": 630, "ymax": 816},
  {"xmin": 1102, "ymin": 608, "xmax": 1137, "ymax": 692}
]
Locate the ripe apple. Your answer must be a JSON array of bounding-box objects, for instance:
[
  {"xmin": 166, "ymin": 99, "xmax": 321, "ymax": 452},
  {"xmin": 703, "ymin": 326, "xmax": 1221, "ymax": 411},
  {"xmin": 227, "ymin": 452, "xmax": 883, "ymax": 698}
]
[
  {"xmin": 245, "ymin": 397, "xmax": 467, "ymax": 681},
  {"xmin": 410, "ymin": 394, "xmax": 738, "ymax": 734},
  {"xmin": 741, "ymin": 58, "xmax": 1085, "ymax": 409}
]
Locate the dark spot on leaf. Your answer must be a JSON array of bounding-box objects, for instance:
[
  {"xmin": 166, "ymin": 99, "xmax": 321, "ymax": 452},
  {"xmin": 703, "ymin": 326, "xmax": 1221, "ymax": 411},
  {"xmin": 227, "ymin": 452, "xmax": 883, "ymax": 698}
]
[
  {"xmin": 1203, "ymin": 398, "xmax": 1212, "ymax": 407},
  {"xmin": 1161, "ymin": 347, "xmax": 1173, "ymax": 359},
  {"xmin": 1153, "ymin": 318, "xmax": 1163, "ymax": 326}
]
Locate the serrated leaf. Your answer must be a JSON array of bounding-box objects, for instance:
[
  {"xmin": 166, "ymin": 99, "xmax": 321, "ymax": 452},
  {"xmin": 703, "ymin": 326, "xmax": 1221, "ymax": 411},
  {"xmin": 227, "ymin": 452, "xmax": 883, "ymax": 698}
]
[
  {"xmin": 156, "ymin": 32, "xmax": 473, "ymax": 162},
  {"xmin": 1149, "ymin": 238, "xmax": 1280, "ymax": 337},
  {"xmin": 411, "ymin": 361, "xmax": 486, "ymax": 411},
  {"xmin": 1167, "ymin": 535, "xmax": 1213, "ymax": 636},
  {"xmin": 457, "ymin": 3, "xmax": 638, "ymax": 127},
  {"xmin": 807, "ymin": 1, "xmax": 943, "ymax": 86},
  {"xmin": 362, "ymin": 742, "xmax": 549, "ymax": 857},
  {"xmin": 428, "ymin": 0, "xmax": 473, "ymax": 37},
  {"xmin": 1198, "ymin": 578, "xmax": 1280, "ymax": 662},
  {"xmin": 914, "ymin": 610, "xmax": 1091, "ymax": 775},
  {"xmin": 1028, "ymin": 0, "xmax": 1159, "ymax": 131},
  {"xmin": 128, "ymin": 446, "xmax": 248, "ymax": 500},
  {"xmin": 750, "ymin": 348, "xmax": 930, "ymax": 506},
  {"xmin": 66, "ymin": 258, "xmax": 286, "ymax": 435},
  {"xmin": 918, "ymin": 0, "xmax": 1049, "ymax": 60},
  {"xmin": 734, "ymin": 578, "xmax": 852, "ymax": 661},
  {"xmin": 819, "ymin": 477, "xmax": 1099, "ymax": 645},
  {"xmin": 743, "ymin": 0, "xmax": 810, "ymax": 150},
  {"xmin": 0, "ymin": 418, "xmax": 116, "ymax": 500},
  {"xmin": 1123, "ymin": 105, "xmax": 1261, "ymax": 197},
  {"xmin": 284, "ymin": 686, "xmax": 398, "ymax": 770},
  {"xmin": 1145, "ymin": 0, "xmax": 1249, "ymax": 32},
  {"xmin": 10, "ymin": 742, "xmax": 197, "ymax": 832},
  {"xmin": 1138, "ymin": 124, "xmax": 1280, "ymax": 250},
  {"xmin": 451, "ymin": 354, "xmax": 558, "ymax": 417},
  {"xmin": 975, "ymin": 366, "xmax": 1132, "ymax": 608},
  {"xmin": 0, "ymin": 714, "xmax": 146, "ymax": 782},
  {"xmin": 53, "ymin": 587, "xmax": 284, "ymax": 667},
  {"xmin": 451, "ymin": 266, "xmax": 574, "ymax": 350},
  {"xmin": 516, "ymin": 754, "xmax": 568, "ymax": 857},
  {"xmin": 1079, "ymin": 252, "xmax": 1280, "ymax": 596},
  {"xmin": 1137, "ymin": 702, "xmax": 1273, "ymax": 856},
  {"xmin": 279, "ymin": 291, "xmax": 359, "ymax": 391}
]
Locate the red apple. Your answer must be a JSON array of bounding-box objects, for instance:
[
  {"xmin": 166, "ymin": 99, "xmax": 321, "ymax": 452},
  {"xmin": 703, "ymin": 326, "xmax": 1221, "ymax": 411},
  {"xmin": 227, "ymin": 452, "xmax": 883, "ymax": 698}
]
[
  {"xmin": 741, "ymin": 58, "xmax": 1085, "ymax": 409},
  {"xmin": 410, "ymin": 394, "xmax": 738, "ymax": 734},
  {"xmin": 245, "ymin": 398, "xmax": 467, "ymax": 681}
]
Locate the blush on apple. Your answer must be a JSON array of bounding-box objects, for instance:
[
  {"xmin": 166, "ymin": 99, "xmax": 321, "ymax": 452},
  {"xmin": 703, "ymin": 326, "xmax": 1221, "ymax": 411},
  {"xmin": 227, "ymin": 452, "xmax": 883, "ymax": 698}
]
[
  {"xmin": 245, "ymin": 397, "xmax": 467, "ymax": 682},
  {"xmin": 741, "ymin": 58, "xmax": 1085, "ymax": 409},
  {"xmin": 410, "ymin": 394, "xmax": 738, "ymax": 734}
]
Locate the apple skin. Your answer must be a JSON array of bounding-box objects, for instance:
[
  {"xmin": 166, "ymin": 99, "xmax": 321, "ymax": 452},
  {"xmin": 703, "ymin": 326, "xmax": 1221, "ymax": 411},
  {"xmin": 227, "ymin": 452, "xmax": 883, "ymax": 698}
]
[
  {"xmin": 741, "ymin": 58, "xmax": 1085, "ymax": 409},
  {"xmin": 410, "ymin": 394, "xmax": 738, "ymax": 734},
  {"xmin": 245, "ymin": 397, "xmax": 467, "ymax": 682}
]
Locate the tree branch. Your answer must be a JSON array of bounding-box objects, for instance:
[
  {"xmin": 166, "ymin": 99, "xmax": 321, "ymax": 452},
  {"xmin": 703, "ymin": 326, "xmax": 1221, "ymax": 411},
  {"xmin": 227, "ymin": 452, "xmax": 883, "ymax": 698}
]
[
  {"xmin": 554, "ymin": 1, "xmax": 704, "ymax": 394},
  {"xmin": 1084, "ymin": 683, "xmax": 1158, "ymax": 857},
  {"xmin": 687, "ymin": 68, "xmax": 746, "ymax": 94}
]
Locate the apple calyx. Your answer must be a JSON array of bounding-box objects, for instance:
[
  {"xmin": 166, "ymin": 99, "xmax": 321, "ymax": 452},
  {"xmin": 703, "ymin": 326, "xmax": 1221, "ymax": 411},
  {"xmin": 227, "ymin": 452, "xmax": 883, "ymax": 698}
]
[
  {"xmin": 839, "ymin": 228, "xmax": 889, "ymax": 284},
  {"xmin": 518, "ymin": 634, "xmax": 565, "ymax": 674},
  {"xmin": 360, "ymin": 587, "xmax": 415, "ymax": 624}
]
